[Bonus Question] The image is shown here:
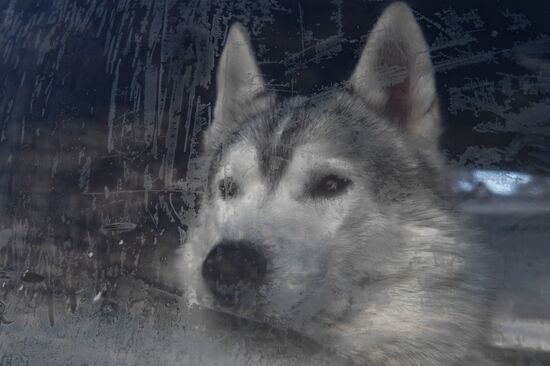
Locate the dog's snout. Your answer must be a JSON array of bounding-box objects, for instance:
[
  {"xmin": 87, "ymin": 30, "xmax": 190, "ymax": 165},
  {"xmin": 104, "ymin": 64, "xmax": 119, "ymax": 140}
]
[{"xmin": 202, "ymin": 241, "xmax": 267, "ymax": 302}]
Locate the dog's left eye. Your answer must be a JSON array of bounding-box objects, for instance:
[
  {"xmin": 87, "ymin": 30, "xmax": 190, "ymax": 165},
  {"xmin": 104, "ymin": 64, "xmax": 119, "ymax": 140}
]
[{"xmin": 308, "ymin": 174, "xmax": 352, "ymax": 199}]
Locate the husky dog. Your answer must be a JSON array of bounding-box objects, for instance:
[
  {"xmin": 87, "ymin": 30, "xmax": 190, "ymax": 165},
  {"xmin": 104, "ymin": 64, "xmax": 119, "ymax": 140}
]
[{"xmin": 179, "ymin": 2, "xmax": 493, "ymax": 365}]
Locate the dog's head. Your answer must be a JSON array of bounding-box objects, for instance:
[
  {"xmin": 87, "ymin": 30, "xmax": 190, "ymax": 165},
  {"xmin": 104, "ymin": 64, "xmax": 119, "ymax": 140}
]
[{"xmin": 179, "ymin": 2, "xmax": 454, "ymax": 345}]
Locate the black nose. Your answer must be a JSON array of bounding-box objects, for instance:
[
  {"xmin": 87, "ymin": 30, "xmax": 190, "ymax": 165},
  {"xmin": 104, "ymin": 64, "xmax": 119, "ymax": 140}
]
[{"xmin": 202, "ymin": 241, "xmax": 267, "ymax": 302}]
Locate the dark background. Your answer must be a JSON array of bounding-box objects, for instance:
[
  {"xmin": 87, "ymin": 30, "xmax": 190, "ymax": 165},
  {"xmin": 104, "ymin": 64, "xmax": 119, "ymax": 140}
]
[{"xmin": 0, "ymin": 1, "xmax": 549, "ymax": 365}]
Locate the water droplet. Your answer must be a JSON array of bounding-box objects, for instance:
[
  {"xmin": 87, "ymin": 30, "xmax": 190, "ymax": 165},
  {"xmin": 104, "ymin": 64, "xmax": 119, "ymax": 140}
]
[
  {"xmin": 92, "ymin": 291, "xmax": 103, "ymax": 303},
  {"xmin": 100, "ymin": 300, "xmax": 118, "ymax": 317},
  {"xmin": 100, "ymin": 222, "xmax": 137, "ymax": 235},
  {"xmin": 69, "ymin": 291, "xmax": 77, "ymax": 314},
  {"xmin": 21, "ymin": 270, "xmax": 45, "ymax": 283},
  {"xmin": 88, "ymin": 251, "xmax": 94, "ymax": 258},
  {"xmin": 47, "ymin": 292, "xmax": 54, "ymax": 327},
  {"xmin": 18, "ymin": 284, "xmax": 24, "ymax": 291},
  {"xmin": 101, "ymin": 302, "xmax": 115, "ymax": 314},
  {"xmin": 118, "ymin": 240, "xmax": 124, "ymax": 245}
]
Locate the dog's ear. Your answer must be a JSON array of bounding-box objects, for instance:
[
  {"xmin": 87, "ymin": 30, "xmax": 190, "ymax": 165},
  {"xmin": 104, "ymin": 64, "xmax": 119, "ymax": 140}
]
[
  {"xmin": 208, "ymin": 23, "xmax": 265, "ymax": 146},
  {"xmin": 350, "ymin": 2, "xmax": 440, "ymax": 146}
]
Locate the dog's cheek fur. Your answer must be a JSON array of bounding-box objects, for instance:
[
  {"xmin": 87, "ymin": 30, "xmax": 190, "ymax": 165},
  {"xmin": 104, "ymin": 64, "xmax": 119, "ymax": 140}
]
[{"xmin": 320, "ymin": 218, "xmax": 487, "ymax": 365}]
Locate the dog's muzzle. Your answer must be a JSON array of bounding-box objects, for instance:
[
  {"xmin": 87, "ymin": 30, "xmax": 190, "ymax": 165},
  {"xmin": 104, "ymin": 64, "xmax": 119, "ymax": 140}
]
[{"xmin": 201, "ymin": 240, "xmax": 267, "ymax": 303}]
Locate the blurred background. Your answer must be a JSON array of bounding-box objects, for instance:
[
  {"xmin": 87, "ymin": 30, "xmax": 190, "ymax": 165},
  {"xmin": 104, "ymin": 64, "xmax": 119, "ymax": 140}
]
[{"xmin": 0, "ymin": 0, "xmax": 549, "ymax": 364}]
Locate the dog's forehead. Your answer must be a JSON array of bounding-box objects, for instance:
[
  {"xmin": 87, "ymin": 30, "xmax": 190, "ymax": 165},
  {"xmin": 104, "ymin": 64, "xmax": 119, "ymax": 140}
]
[
  {"xmin": 291, "ymin": 143, "xmax": 352, "ymax": 170},
  {"xmin": 219, "ymin": 140, "xmax": 353, "ymax": 184},
  {"xmin": 212, "ymin": 93, "xmax": 363, "ymax": 187}
]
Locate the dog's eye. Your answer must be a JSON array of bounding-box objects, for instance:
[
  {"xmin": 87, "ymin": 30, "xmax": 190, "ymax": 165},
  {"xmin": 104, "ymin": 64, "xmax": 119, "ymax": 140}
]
[
  {"xmin": 218, "ymin": 177, "xmax": 239, "ymax": 200},
  {"xmin": 309, "ymin": 174, "xmax": 352, "ymax": 199}
]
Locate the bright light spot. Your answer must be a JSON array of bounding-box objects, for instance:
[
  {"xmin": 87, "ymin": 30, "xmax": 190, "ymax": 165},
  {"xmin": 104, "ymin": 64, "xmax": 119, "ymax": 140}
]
[
  {"xmin": 472, "ymin": 170, "xmax": 532, "ymax": 195},
  {"xmin": 455, "ymin": 170, "xmax": 535, "ymax": 196},
  {"xmin": 456, "ymin": 180, "xmax": 475, "ymax": 192}
]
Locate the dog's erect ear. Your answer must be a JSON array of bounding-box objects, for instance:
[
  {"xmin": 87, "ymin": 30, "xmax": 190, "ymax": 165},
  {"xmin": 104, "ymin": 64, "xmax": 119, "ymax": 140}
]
[
  {"xmin": 350, "ymin": 2, "xmax": 440, "ymax": 145},
  {"xmin": 209, "ymin": 23, "xmax": 265, "ymax": 145}
]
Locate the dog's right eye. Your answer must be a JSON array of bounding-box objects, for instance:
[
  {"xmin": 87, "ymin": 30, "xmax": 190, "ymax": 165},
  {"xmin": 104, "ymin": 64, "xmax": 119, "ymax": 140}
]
[
  {"xmin": 218, "ymin": 177, "xmax": 239, "ymax": 200},
  {"xmin": 308, "ymin": 174, "xmax": 352, "ymax": 199}
]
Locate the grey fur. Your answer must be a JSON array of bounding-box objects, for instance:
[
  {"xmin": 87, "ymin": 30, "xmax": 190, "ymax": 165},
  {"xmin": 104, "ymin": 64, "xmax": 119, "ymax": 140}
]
[{"xmin": 179, "ymin": 2, "xmax": 495, "ymax": 365}]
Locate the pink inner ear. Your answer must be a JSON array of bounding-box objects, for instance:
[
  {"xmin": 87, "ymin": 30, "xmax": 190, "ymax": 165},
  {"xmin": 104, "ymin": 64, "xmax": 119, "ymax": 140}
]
[
  {"xmin": 372, "ymin": 39, "xmax": 415, "ymax": 125},
  {"xmin": 387, "ymin": 77, "xmax": 412, "ymax": 126}
]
